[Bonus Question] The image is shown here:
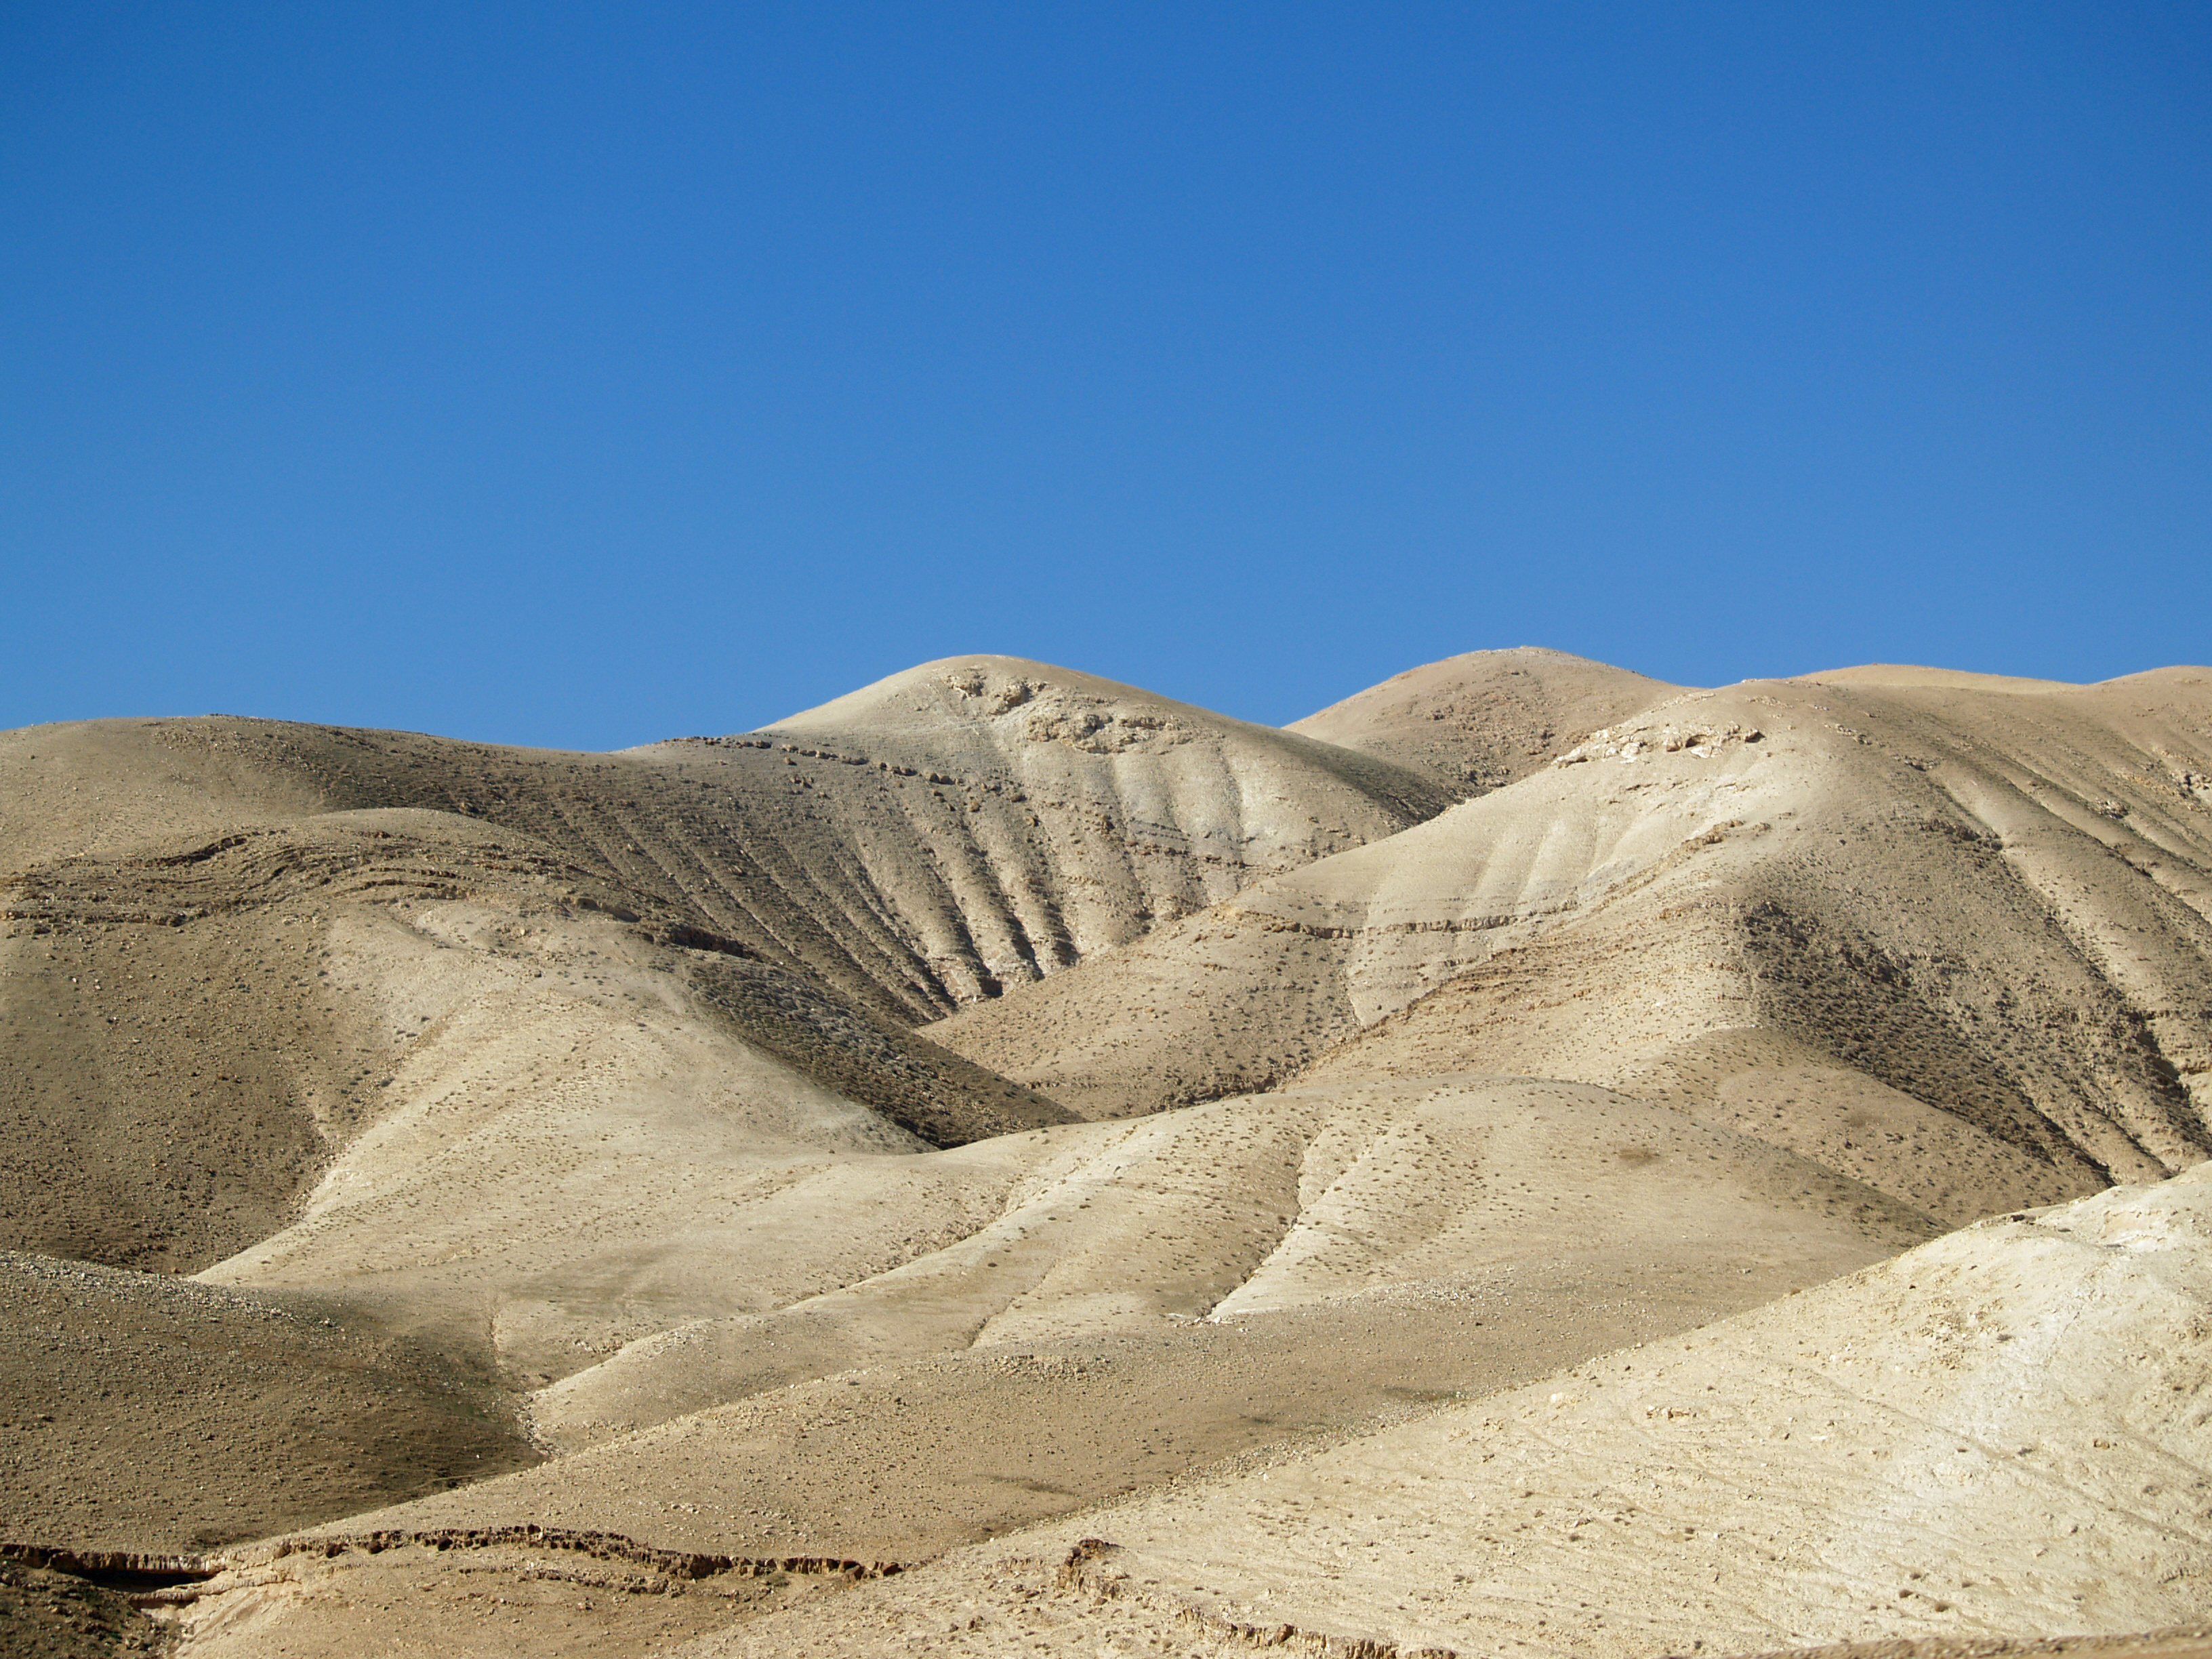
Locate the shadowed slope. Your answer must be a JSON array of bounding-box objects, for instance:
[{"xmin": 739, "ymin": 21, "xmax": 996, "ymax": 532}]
[
  {"xmin": 722, "ymin": 653, "xmax": 1454, "ymax": 999},
  {"xmin": 0, "ymin": 1252, "xmax": 533, "ymax": 1555},
  {"xmin": 4, "ymin": 657, "xmax": 1448, "ymax": 1027},
  {"xmin": 0, "ymin": 808, "xmax": 1067, "ymax": 1275}
]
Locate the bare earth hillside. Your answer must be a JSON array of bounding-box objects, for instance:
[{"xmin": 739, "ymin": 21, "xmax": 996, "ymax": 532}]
[
  {"xmin": 2, "ymin": 651, "xmax": 2209, "ymax": 1659},
  {"xmin": 668, "ymin": 1163, "xmax": 2212, "ymax": 1658},
  {"xmin": 1287, "ymin": 644, "xmax": 1679, "ymax": 795},
  {"xmin": 936, "ymin": 668, "xmax": 2212, "ymax": 1210}
]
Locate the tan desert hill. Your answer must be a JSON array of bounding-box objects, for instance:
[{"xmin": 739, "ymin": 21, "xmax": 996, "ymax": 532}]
[
  {"xmin": 116, "ymin": 1164, "xmax": 2212, "ymax": 1658},
  {"xmin": 0, "ymin": 656, "xmax": 1450, "ymax": 1272},
  {"xmin": 1286, "ymin": 644, "xmax": 1680, "ymax": 794},
  {"xmin": 230, "ymin": 1076, "xmax": 1929, "ymax": 1529},
  {"xmin": 671, "ymin": 653, "xmax": 1456, "ymax": 1002},
  {"xmin": 934, "ymin": 667, "xmax": 2212, "ymax": 1221},
  {"xmin": 2, "ymin": 651, "xmax": 2210, "ymax": 1659},
  {"xmin": 1, "ymin": 655, "xmax": 1450, "ymax": 1021},
  {"xmin": 0, "ymin": 804, "xmax": 1063, "ymax": 1277},
  {"xmin": 0, "ymin": 657, "xmax": 1452, "ymax": 1570},
  {"xmin": 0, "ymin": 1067, "xmax": 1934, "ymax": 1557},
  {"xmin": 578, "ymin": 1160, "xmax": 2212, "ymax": 1659},
  {"xmin": 0, "ymin": 809, "xmax": 1068, "ymax": 1561}
]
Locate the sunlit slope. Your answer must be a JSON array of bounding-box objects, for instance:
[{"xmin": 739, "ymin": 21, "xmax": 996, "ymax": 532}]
[
  {"xmin": 196, "ymin": 1071, "xmax": 1930, "ymax": 1462},
  {"xmin": 1288, "ymin": 644, "xmax": 1679, "ymax": 794},
  {"xmin": 933, "ymin": 669, "xmax": 2212, "ymax": 1219},
  {"xmin": 507, "ymin": 1074, "xmax": 1929, "ymax": 1450},
  {"xmin": 693, "ymin": 1163, "xmax": 2212, "ymax": 1659},
  {"xmin": 226, "ymin": 1073, "xmax": 1930, "ymax": 1567}
]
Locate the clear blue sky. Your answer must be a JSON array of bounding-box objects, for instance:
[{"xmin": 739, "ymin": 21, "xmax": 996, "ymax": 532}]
[{"xmin": 5, "ymin": 3, "xmax": 2207, "ymax": 748}]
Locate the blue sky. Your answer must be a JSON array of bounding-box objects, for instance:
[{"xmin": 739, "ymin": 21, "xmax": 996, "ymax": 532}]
[{"xmin": 5, "ymin": 3, "xmax": 2207, "ymax": 748}]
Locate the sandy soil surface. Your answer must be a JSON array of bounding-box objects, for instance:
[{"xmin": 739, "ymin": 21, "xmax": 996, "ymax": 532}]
[
  {"xmin": 1740, "ymin": 1633, "xmax": 2212, "ymax": 1659},
  {"xmin": 147, "ymin": 1536, "xmax": 871, "ymax": 1658}
]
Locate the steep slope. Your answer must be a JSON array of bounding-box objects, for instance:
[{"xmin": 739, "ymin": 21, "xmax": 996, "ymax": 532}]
[
  {"xmin": 1, "ymin": 657, "xmax": 1446, "ymax": 1025},
  {"xmin": 1286, "ymin": 644, "xmax": 1679, "ymax": 795},
  {"xmin": 933, "ymin": 668, "xmax": 2212, "ymax": 1221},
  {"xmin": 719, "ymin": 653, "xmax": 1454, "ymax": 998}
]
